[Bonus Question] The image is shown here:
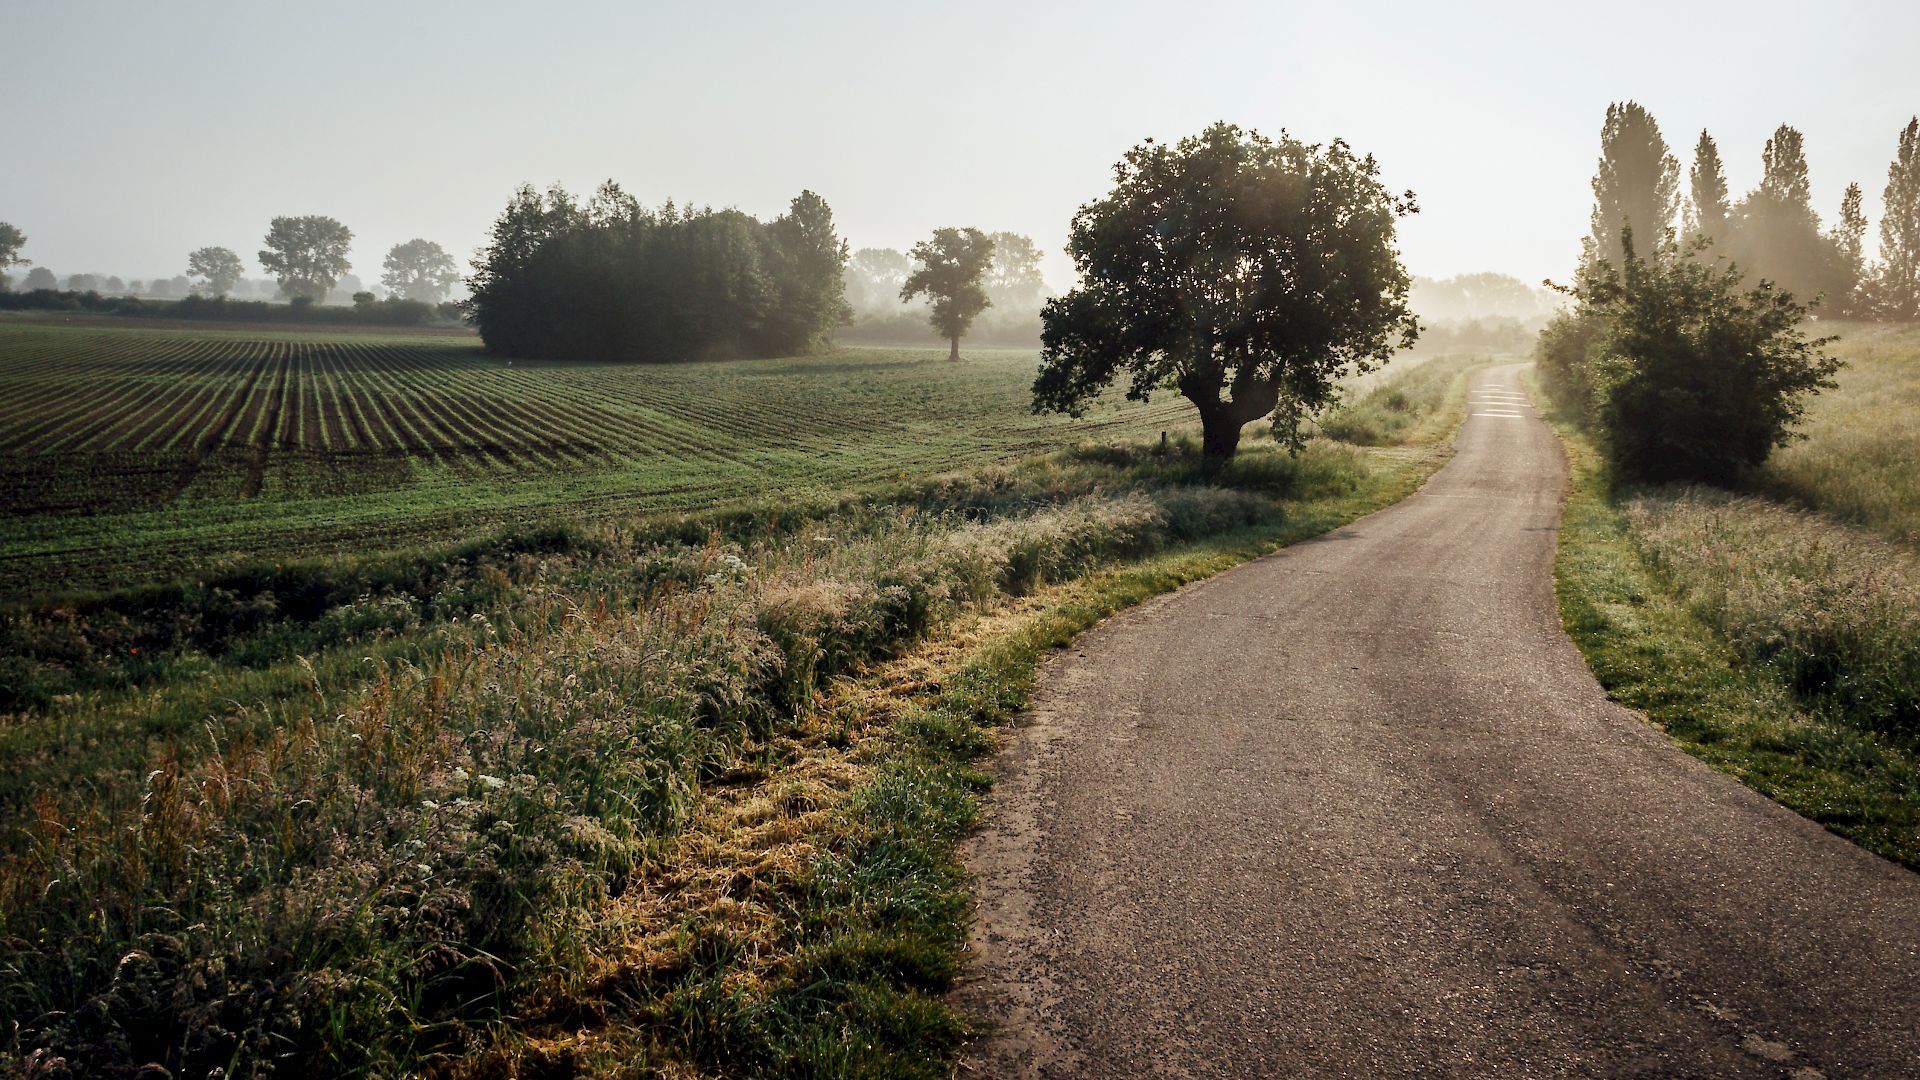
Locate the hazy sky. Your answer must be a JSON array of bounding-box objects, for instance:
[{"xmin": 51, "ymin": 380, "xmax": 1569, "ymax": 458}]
[{"xmin": 6, "ymin": 0, "xmax": 1918, "ymax": 292}]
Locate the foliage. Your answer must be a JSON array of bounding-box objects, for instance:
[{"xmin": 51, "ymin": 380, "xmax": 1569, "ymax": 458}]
[
  {"xmin": 467, "ymin": 182, "xmax": 851, "ymax": 362},
  {"xmin": 0, "ymin": 222, "xmax": 25, "ymax": 289},
  {"xmin": 983, "ymin": 231, "xmax": 1049, "ymax": 312},
  {"xmin": 845, "ymin": 246, "xmax": 913, "ymax": 315},
  {"xmin": 1726, "ymin": 125, "xmax": 1851, "ymax": 306},
  {"xmin": 0, "ymin": 288, "xmax": 445, "ymax": 326},
  {"xmin": 379, "ymin": 238, "xmax": 461, "ymax": 303},
  {"xmin": 1586, "ymin": 102, "xmax": 1679, "ymax": 271},
  {"xmin": 1686, "ymin": 129, "xmax": 1729, "ymax": 246},
  {"xmin": 1034, "ymin": 122, "xmax": 1419, "ymax": 459},
  {"xmin": 1568, "ymin": 232, "xmax": 1841, "ymax": 485},
  {"xmin": 1830, "ymin": 183, "xmax": 1869, "ymax": 317},
  {"xmin": 23, "ymin": 267, "xmax": 56, "ymax": 291},
  {"xmin": 1533, "ymin": 305, "xmax": 1607, "ymax": 419},
  {"xmin": 901, "ymin": 227, "xmax": 995, "ymax": 360},
  {"xmin": 65, "ymin": 273, "xmax": 98, "ymax": 292},
  {"xmin": 186, "ymin": 246, "xmax": 245, "ymax": 296},
  {"xmin": 258, "ymin": 215, "xmax": 354, "ymax": 302},
  {"xmin": 1876, "ymin": 117, "xmax": 1920, "ymax": 320}
]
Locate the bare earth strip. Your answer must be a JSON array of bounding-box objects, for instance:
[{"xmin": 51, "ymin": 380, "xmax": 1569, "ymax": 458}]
[{"xmin": 955, "ymin": 364, "xmax": 1920, "ymax": 1078}]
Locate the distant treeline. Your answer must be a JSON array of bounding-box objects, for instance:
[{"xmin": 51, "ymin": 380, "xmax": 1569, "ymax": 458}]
[
  {"xmin": 468, "ymin": 183, "xmax": 851, "ymax": 362},
  {"xmin": 0, "ymin": 288, "xmax": 463, "ymax": 327}
]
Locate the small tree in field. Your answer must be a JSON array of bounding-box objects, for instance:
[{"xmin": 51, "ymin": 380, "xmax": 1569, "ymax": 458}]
[
  {"xmin": 259, "ymin": 215, "xmax": 353, "ymax": 302},
  {"xmin": 187, "ymin": 246, "xmax": 245, "ymax": 295},
  {"xmin": 1576, "ymin": 230, "xmax": 1841, "ymax": 485},
  {"xmin": 901, "ymin": 228, "xmax": 994, "ymax": 360},
  {"xmin": 1877, "ymin": 116, "xmax": 1920, "ymax": 320},
  {"xmin": 0, "ymin": 222, "xmax": 26, "ymax": 290},
  {"xmin": 1035, "ymin": 122, "xmax": 1419, "ymax": 460},
  {"xmin": 381, "ymin": 238, "xmax": 462, "ymax": 303}
]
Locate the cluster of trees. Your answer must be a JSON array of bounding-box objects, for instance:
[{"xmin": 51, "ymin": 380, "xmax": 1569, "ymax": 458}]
[
  {"xmin": 0, "ymin": 217, "xmax": 466, "ymax": 308},
  {"xmin": 1586, "ymin": 103, "xmax": 1920, "ymax": 319},
  {"xmin": 468, "ymin": 183, "xmax": 853, "ymax": 361},
  {"xmin": 1410, "ymin": 272, "xmax": 1556, "ymax": 322},
  {"xmin": 1542, "ymin": 101, "xmax": 1853, "ymax": 486}
]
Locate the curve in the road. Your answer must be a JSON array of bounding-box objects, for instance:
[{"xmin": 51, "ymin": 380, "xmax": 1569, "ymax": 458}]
[{"xmin": 955, "ymin": 364, "xmax": 1920, "ymax": 1079}]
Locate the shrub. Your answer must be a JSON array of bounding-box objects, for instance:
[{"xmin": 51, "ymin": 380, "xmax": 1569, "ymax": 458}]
[{"xmin": 1565, "ymin": 234, "xmax": 1842, "ymax": 485}]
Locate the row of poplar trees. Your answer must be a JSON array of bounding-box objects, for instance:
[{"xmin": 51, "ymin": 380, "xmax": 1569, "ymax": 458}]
[
  {"xmin": 1587, "ymin": 102, "xmax": 1920, "ymax": 320},
  {"xmin": 468, "ymin": 182, "xmax": 852, "ymax": 361}
]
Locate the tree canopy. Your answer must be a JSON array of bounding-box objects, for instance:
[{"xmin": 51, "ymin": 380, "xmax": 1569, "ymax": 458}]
[
  {"xmin": 1726, "ymin": 125, "xmax": 1847, "ymax": 304},
  {"xmin": 187, "ymin": 246, "xmax": 245, "ymax": 296},
  {"xmin": 259, "ymin": 215, "xmax": 353, "ymax": 302},
  {"xmin": 1034, "ymin": 122, "xmax": 1418, "ymax": 459},
  {"xmin": 1565, "ymin": 231, "xmax": 1840, "ymax": 485},
  {"xmin": 467, "ymin": 182, "xmax": 851, "ymax": 361},
  {"xmin": 381, "ymin": 238, "xmax": 462, "ymax": 303},
  {"xmin": 1587, "ymin": 102, "xmax": 1679, "ymax": 271},
  {"xmin": 984, "ymin": 231, "xmax": 1049, "ymax": 313},
  {"xmin": 901, "ymin": 228, "xmax": 995, "ymax": 360},
  {"xmin": 0, "ymin": 223, "xmax": 25, "ymax": 290},
  {"xmin": 1686, "ymin": 130, "xmax": 1729, "ymax": 246},
  {"xmin": 1878, "ymin": 117, "xmax": 1920, "ymax": 320}
]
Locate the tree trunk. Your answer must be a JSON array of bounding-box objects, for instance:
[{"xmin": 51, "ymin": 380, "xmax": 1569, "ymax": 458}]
[
  {"xmin": 1187, "ymin": 377, "xmax": 1283, "ymax": 462},
  {"xmin": 1199, "ymin": 407, "xmax": 1243, "ymax": 460},
  {"xmin": 949, "ymin": 336, "xmax": 961, "ymax": 361}
]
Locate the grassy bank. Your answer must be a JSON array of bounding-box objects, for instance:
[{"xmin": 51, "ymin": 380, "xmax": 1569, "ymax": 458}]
[
  {"xmin": 1534, "ymin": 372, "xmax": 1920, "ymax": 870},
  {"xmin": 1763, "ymin": 322, "xmax": 1920, "ymax": 546},
  {"xmin": 2, "ymin": 355, "xmax": 1485, "ymax": 1077}
]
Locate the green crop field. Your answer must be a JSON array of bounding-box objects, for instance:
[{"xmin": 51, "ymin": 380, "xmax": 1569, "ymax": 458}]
[{"xmin": 0, "ymin": 317, "xmax": 1193, "ymax": 600}]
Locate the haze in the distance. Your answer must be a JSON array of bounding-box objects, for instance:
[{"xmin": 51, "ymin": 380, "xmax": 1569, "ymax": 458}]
[{"xmin": 6, "ymin": 0, "xmax": 1918, "ymax": 291}]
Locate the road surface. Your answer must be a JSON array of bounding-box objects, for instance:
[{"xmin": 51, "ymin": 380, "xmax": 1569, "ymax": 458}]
[{"xmin": 955, "ymin": 364, "xmax": 1920, "ymax": 1078}]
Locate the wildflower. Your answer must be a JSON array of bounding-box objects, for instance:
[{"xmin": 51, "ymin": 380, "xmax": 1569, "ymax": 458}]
[{"xmin": 477, "ymin": 773, "xmax": 505, "ymax": 791}]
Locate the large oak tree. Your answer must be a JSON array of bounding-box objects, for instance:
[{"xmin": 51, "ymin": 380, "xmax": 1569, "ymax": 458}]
[{"xmin": 1034, "ymin": 122, "xmax": 1418, "ymax": 460}]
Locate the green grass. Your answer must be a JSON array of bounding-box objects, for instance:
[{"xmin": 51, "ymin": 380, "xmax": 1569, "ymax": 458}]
[
  {"xmin": 0, "ymin": 319, "xmax": 1191, "ymax": 601},
  {"xmin": 1763, "ymin": 321, "xmax": 1920, "ymax": 546},
  {"xmin": 0, "ymin": 349, "xmax": 1489, "ymax": 1078},
  {"xmin": 1534, "ymin": 370, "xmax": 1920, "ymax": 870}
]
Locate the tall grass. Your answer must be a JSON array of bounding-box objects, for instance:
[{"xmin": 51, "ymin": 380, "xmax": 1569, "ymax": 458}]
[
  {"xmin": 1626, "ymin": 489, "xmax": 1920, "ymax": 742},
  {"xmin": 1763, "ymin": 322, "xmax": 1920, "ymax": 547},
  {"xmin": 0, "ymin": 444, "xmax": 1325, "ymax": 1078},
  {"xmin": 1, "ymin": 350, "xmax": 1475, "ymax": 1076}
]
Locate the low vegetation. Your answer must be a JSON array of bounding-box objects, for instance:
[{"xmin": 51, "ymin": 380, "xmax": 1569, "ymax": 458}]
[
  {"xmin": 0, "ymin": 321, "xmax": 1188, "ymax": 600},
  {"xmin": 0, "ymin": 353, "xmax": 1486, "ymax": 1077},
  {"xmin": 1540, "ymin": 407, "xmax": 1920, "ymax": 869},
  {"xmin": 1764, "ymin": 323, "xmax": 1920, "ymax": 545},
  {"xmin": 1534, "ymin": 309, "xmax": 1920, "ymax": 864}
]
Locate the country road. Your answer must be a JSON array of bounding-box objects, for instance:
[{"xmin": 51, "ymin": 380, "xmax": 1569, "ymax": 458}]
[{"xmin": 954, "ymin": 364, "xmax": 1920, "ymax": 1078}]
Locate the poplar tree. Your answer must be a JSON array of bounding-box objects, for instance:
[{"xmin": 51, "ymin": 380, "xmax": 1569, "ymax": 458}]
[
  {"xmin": 1831, "ymin": 183, "xmax": 1868, "ymax": 317},
  {"xmin": 1730, "ymin": 125, "xmax": 1844, "ymax": 304},
  {"xmin": 1878, "ymin": 116, "xmax": 1920, "ymax": 320},
  {"xmin": 1586, "ymin": 102, "xmax": 1680, "ymax": 270},
  {"xmin": 1687, "ymin": 130, "xmax": 1729, "ymax": 247}
]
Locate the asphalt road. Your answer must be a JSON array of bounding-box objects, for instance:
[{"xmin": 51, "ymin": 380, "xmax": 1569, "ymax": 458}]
[{"xmin": 954, "ymin": 364, "xmax": 1920, "ymax": 1078}]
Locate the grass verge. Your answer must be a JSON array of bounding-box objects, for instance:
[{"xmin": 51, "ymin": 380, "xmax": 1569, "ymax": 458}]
[{"xmin": 1534, "ymin": 372, "xmax": 1920, "ymax": 870}]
